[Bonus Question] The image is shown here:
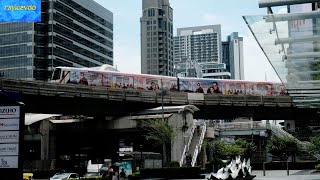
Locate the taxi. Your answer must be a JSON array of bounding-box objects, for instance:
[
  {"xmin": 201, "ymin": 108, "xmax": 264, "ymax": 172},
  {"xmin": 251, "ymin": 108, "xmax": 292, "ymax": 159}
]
[{"xmin": 23, "ymin": 173, "xmax": 34, "ymax": 180}]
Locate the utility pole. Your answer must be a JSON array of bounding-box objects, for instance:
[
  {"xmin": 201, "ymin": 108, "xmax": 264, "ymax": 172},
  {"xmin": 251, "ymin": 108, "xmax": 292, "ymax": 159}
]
[{"xmin": 161, "ymin": 79, "xmax": 164, "ymax": 120}]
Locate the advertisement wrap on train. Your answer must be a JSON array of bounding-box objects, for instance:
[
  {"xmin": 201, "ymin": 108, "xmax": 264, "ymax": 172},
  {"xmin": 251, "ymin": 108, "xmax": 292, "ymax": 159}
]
[{"xmin": 50, "ymin": 66, "xmax": 287, "ymax": 96}]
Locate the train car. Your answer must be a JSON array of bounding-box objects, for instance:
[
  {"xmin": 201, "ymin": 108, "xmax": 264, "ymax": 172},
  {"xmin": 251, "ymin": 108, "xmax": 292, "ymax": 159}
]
[
  {"xmin": 51, "ymin": 66, "xmax": 178, "ymax": 91},
  {"xmin": 51, "ymin": 66, "xmax": 286, "ymax": 96},
  {"xmin": 178, "ymin": 77, "xmax": 286, "ymax": 96}
]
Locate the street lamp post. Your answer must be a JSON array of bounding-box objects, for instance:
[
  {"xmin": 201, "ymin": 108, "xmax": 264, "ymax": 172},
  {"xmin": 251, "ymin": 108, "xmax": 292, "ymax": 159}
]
[{"xmin": 140, "ymin": 144, "xmax": 143, "ymax": 169}]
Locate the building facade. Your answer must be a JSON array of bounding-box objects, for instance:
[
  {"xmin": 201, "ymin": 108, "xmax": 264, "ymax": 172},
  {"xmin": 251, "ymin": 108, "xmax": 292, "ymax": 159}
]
[
  {"xmin": 222, "ymin": 32, "xmax": 244, "ymax": 80},
  {"xmin": 140, "ymin": 0, "xmax": 174, "ymax": 76},
  {"xmin": 173, "ymin": 25, "xmax": 232, "ymax": 79},
  {"xmin": 0, "ymin": 0, "xmax": 113, "ymax": 80},
  {"xmin": 174, "ymin": 25, "xmax": 222, "ymax": 64},
  {"xmin": 201, "ymin": 62, "xmax": 231, "ymax": 79}
]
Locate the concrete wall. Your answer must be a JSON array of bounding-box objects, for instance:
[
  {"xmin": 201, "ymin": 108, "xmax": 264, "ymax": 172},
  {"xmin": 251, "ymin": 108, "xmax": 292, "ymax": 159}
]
[
  {"xmin": 168, "ymin": 112, "xmax": 194, "ymax": 163},
  {"xmin": 105, "ymin": 117, "xmax": 137, "ymax": 129}
]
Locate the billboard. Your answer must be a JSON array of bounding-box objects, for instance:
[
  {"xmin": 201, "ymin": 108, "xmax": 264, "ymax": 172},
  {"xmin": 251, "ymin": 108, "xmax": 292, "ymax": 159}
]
[{"xmin": 0, "ymin": 0, "xmax": 41, "ymax": 22}]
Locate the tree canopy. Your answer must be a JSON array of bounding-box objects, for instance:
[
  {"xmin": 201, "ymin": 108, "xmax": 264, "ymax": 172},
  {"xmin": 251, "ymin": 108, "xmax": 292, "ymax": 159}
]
[
  {"xmin": 142, "ymin": 119, "xmax": 176, "ymax": 165},
  {"xmin": 306, "ymin": 135, "xmax": 320, "ymax": 155},
  {"xmin": 235, "ymin": 138, "xmax": 257, "ymax": 159},
  {"xmin": 204, "ymin": 138, "xmax": 257, "ymax": 159},
  {"xmin": 143, "ymin": 119, "xmax": 176, "ymax": 145},
  {"xmin": 267, "ymin": 135, "xmax": 301, "ymax": 162}
]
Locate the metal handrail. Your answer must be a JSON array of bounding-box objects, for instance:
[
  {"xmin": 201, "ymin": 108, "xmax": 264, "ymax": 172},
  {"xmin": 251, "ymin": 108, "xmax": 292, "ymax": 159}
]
[
  {"xmin": 191, "ymin": 122, "xmax": 206, "ymax": 167},
  {"xmin": 216, "ymin": 121, "xmax": 264, "ymax": 130},
  {"xmin": 180, "ymin": 122, "xmax": 196, "ymax": 167}
]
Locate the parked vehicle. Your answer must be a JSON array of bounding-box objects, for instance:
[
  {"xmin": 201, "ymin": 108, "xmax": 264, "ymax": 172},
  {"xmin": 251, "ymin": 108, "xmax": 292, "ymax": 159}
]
[
  {"xmin": 83, "ymin": 172, "xmax": 102, "ymax": 178},
  {"xmin": 49, "ymin": 173, "xmax": 79, "ymax": 180},
  {"xmin": 23, "ymin": 173, "xmax": 33, "ymax": 180}
]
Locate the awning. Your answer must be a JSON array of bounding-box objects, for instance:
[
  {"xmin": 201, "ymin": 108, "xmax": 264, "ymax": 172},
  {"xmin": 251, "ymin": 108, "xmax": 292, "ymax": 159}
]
[{"xmin": 25, "ymin": 113, "xmax": 61, "ymax": 125}]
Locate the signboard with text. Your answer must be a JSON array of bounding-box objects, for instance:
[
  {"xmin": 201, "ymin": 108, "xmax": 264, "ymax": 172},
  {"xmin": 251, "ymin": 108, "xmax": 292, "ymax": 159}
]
[
  {"xmin": 0, "ymin": 92, "xmax": 24, "ymax": 179},
  {"xmin": 0, "ymin": 0, "xmax": 41, "ymax": 22}
]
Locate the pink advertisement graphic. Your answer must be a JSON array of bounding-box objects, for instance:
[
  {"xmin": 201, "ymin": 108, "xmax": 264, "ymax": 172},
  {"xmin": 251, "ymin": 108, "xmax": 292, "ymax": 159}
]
[{"xmin": 59, "ymin": 69, "xmax": 286, "ymax": 96}]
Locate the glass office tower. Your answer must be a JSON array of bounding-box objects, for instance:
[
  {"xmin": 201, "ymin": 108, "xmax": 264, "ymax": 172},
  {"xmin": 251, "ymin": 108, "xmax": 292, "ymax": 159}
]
[{"xmin": 0, "ymin": 0, "xmax": 113, "ymax": 80}]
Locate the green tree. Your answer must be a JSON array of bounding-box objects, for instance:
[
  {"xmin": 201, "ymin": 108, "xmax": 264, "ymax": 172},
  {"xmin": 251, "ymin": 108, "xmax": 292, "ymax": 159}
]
[
  {"xmin": 222, "ymin": 144, "xmax": 244, "ymax": 158},
  {"xmin": 306, "ymin": 135, "xmax": 320, "ymax": 155},
  {"xmin": 143, "ymin": 119, "xmax": 176, "ymax": 166},
  {"xmin": 235, "ymin": 138, "xmax": 257, "ymax": 159},
  {"xmin": 204, "ymin": 139, "xmax": 245, "ymax": 159},
  {"xmin": 267, "ymin": 135, "xmax": 300, "ymax": 162},
  {"xmin": 204, "ymin": 139, "xmax": 225, "ymax": 159}
]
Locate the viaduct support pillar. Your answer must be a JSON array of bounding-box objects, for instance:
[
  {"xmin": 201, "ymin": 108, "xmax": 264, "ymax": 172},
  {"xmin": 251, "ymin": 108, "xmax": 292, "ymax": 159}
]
[{"xmin": 40, "ymin": 119, "xmax": 50, "ymax": 160}]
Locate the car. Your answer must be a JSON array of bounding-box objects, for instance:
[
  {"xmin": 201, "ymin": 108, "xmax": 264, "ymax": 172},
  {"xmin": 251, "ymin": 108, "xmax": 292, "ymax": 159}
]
[
  {"xmin": 84, "ymin": 172, "xmax": 102, "ymax": 177},
  {"xmin": 23, "ymin": 173, "xmax": 33, "ymax": 180},
  {"xmin": 49, "ymin": 173, "xmax": 79, "ymax": 180}
]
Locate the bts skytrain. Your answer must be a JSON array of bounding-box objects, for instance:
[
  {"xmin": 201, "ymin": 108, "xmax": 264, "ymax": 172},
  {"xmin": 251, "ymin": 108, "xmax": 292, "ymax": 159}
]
[{"xmin": 51, "ymin": 66, "xmax": 287, "ymax": 96}]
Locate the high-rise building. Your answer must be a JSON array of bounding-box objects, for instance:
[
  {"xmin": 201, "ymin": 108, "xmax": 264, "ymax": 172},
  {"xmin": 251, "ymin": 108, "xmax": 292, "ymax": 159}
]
[
  {"xmin": 173, "ymin": 25, "xmax": 232, "ymax": 79},
  {"xmin": 222, "ymin": 32, "xmax": 244, "ymax": 80},
  {"xmin": 140, "ymin": 0, "xmax": 174, "ymax": 76},
  {"xmin": 174, "ymin": 25, "xmax": 222, "ymax": 64},
  {"xmin": 0, "ymin": 0, "xmax": 113, "ymax": 80}
]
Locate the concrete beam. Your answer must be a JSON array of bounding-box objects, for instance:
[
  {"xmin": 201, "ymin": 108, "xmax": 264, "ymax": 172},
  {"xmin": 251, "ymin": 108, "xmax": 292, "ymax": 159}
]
[{"xmin": 259, "ymin": 0, "xmax": 319, "ymax": 8}]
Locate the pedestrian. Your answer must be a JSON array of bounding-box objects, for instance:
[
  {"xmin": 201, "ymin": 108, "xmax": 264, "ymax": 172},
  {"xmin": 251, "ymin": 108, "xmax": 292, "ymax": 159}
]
[
  {"xmin": 120, "ymin": 168, "xmax": 126, "ymax": 180},
  {"xmin": 197, "ymin": 125, "xmax": 200, "ymax": 136},
  {"xmin": 108, "ymin": 166, "xmax": 114, "ymax": 180}
]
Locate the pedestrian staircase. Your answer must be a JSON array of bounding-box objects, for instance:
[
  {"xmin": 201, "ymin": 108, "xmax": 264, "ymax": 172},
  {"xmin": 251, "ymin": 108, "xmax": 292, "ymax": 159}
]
[
  {"xmin": 191, "ymin": 122, "xmax": 206, "ymax": 167},
  {"xmin": 180, "ymin": 122, "xmax": 196, "ymax": 167},
  {"xmin": 262, "ymin": 122, "xmax": 320, "ymax": 161},
  {"xmin": 179, "ymin": 121, "xmax": 207, "ymax": 167}
]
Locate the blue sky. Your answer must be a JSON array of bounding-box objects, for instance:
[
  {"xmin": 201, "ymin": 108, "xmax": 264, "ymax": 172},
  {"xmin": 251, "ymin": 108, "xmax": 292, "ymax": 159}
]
[{"xmin": 94, "ymin": 0, "xmax": 283, "ymax": 82}]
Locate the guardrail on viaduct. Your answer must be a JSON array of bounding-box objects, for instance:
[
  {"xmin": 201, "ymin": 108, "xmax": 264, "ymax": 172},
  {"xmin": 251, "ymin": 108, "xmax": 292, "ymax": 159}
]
[{"xmin": 0, "ymin": 78, "xmax": 293, "ymax": 107}]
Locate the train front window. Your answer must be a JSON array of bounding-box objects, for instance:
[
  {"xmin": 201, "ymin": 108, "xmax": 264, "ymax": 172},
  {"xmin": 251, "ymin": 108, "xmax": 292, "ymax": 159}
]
[{"xmin": 52, "ymin": 68, "xmax": 61, "ymax": 80}]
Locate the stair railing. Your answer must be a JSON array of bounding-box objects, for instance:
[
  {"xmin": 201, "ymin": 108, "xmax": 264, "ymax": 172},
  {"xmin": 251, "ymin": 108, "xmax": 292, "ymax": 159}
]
[
  {"xmin": 180, "ymin": 121, "xmax": 196, "ymax": 167},
  {"xmin": 191, "ymin": 122, "xmax": 206, "ymax": 167}
]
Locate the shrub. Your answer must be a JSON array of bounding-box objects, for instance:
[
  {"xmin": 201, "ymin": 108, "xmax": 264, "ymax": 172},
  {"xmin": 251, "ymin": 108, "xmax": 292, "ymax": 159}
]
[
  {"xmin": 168, "ymin": 161, "xmax": 180, "ymax": 167},
  {"xmin": 205, "ymin": 158, "xmax": 225, "ymax": 173},
  {"xmin": 128, "ymin": 171, "xmax": 140, "ymax": 180},
  {"xmin": 315, "ymin": 164, "xmax": 320, "ymax": 171},
  {"xmin": 140, "ymin": 167, "xmax": 202, "ymax": 179}
]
